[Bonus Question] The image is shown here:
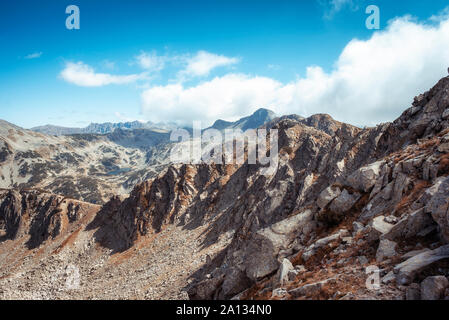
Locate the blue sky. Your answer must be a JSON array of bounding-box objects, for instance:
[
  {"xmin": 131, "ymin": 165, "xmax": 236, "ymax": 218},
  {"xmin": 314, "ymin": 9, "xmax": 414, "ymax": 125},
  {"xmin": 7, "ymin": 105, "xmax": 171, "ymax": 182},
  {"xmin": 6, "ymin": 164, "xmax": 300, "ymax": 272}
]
[{"xmin": 1, "ymin": 0, "xmax": 449, "ymax": 128}]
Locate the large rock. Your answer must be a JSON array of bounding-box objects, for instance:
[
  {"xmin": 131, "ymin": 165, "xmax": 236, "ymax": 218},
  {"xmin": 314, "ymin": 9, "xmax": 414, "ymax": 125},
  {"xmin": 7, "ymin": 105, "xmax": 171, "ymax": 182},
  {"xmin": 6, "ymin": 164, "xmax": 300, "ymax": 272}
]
[
  {"xmin": 426, "ymin": 176, "xmax": 449, "ymax": 242},
  {"xmin": 394, "ymin": 245, "xmax": 449, "ymax": 285},
  {"xmin": 302, "ymin": 229, "xmax": 348, "ymax": 262},
  {"xmin": 381, "ymin": 208, "xmax": 434, "ymax": 241},
  {"xmin": 402, "ymin": 248, "xmax": 431, "ymax": 260},
  {"xmin": 329, "ymin": 189, "xmax": 361, "ymax": 214},
  {"xmin": 420, "ymin": 276, "xmax": 449, "ymax": 300},
  {"xmin": 241, "ymin": 233, "xmax": 281, "ymax": 281},
  {"xmin": 317, "ymin": 186, "xmax": 341, "ymax": 209},
  {"xmin": 443, "ymin": 108, "xmax": 449, "ymax": 120},
  {"xmin": 273, "ymin": 259, "xmax": 294, "ymax": 288},
  {"xmin": 221, "ymin": 268, "xmax": 252, "ymax": 299},
  {"xmin": 222, "ymin": 210, "xmax": 315, "ymax": 296},
  {"xmin": 376, "ymin": 239, "xmax": 397, "ymax": 262},
  {"xmin": 187, "ymin": 275, "xmax": 224, "ymax": 300},
  {"xmin": 372, "ymin": 216, "xmax": 395, "ymax": 234},
  {"xmin": 365, "ymin": 216, "xmax": 395, "ymax": 242},
  {"xmin": 346, "ymin": 161, "xmax": 384, "ymax": 192}
]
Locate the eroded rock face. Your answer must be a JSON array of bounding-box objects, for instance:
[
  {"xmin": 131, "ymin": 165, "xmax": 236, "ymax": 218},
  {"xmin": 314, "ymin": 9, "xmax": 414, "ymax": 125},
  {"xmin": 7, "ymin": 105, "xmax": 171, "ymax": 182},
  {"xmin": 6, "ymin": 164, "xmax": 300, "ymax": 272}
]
[
  {"xmin": 212, "ymin": 210, "xmax": 316, "ymax": 299},
  {"xmin": 394, "ymin": 245, "xmax": 449, "ymax": 285},
  {"xmin": 302, "ymin": 230, "xmax": 348, "ymax": 262},
  {"xmin": 0, "ymin": 189, "xmax": 99, "ymax": 248},
  {"xmin": 382, "ymin": 208, "xmax": 435, "ymax": 241},
  {"xmin": 347, "ymin": 161, "xmax": 384, "ymax": 193},
  {"xmin": 317, "ymin": 186, "xmax": 341, "ymax": 209},
  {"xmin": 426, "ymin": 176, "xmax": 449, "ymax": 242},
  {"xmin": 376, "ymin": 239, "xmax": 397, "ymax": 262},
  {"xmin": 329, "ymin": 189, "xmax": 361, "ymax": 215}
]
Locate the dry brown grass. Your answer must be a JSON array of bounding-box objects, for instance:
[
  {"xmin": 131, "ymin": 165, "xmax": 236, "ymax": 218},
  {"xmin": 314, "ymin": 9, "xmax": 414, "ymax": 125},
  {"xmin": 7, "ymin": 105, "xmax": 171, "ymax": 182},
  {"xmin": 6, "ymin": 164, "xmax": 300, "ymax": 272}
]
[
  {"xmin": 438, "ymin": 153, "xmax": 449, "ymax": 176},
  {"xmin": 438, "ymin": 128, "xmax": 449, "ymax": 137},
  {"xmin": 53, "ymin": 227, "xmax": 81, "ymax": 254},
  {"xmin": 417, "ymin": 137, "xmax": 439, "ymax": 151}
]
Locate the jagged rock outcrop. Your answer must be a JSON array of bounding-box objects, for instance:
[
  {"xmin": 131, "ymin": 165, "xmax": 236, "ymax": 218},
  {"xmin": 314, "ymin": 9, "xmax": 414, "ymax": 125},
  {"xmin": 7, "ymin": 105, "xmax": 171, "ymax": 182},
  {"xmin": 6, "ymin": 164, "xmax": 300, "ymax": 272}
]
[
  {"xmin": 425, "ymin": 176, "xmax": 449, "ymax": 242},
  {"xmin": 184, "ymin": 75, "xmax": 449, "ymax": 300},
  {"xmin": 0, "ymin": 189, "xmax": 99, "ymax": 248},
  {"xmin": 394, "ymin": 245, "xmax": 449, "ymax": 285}
]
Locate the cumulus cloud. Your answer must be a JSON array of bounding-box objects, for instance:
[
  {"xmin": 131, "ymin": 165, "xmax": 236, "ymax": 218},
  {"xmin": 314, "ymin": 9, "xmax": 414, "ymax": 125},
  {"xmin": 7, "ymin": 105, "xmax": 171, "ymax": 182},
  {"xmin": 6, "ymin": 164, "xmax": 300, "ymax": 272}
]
[
  {"xmin": 141, "ymin": 15, "xmax": 449, "ymax": 127},
  {"xmin": 24, "ymin": 52, "xmax": 43, "ymax": 59},
  {"xmin": 135, "ymin": 51, "xmax": 166, "ymax": 72},
  {"xmin": 141, "ymin": 74, "xmax": 285, "ymax": 124},
  {"xmin": 430, "ymin": 6, "xmax": 449, "ymax": 22},
  {"xmin": 179, "ymin": 51, "xmax": 239, "ymax": 79},
  {"xmin": 60, "ymin": 61, "xmax": 148, "ymax": 87}
]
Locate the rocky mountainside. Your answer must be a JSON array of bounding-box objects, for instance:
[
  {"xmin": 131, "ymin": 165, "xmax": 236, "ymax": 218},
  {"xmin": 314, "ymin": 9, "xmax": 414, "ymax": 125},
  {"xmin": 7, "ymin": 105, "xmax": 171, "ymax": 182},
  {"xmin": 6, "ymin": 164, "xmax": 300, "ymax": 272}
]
[
  {"xmin": 0, "ymin": 121, "xmax": 172, "ymax": 204},
  {"xmin": 1, "ymin": 76, "xmax": 449, "ymax": 300}
]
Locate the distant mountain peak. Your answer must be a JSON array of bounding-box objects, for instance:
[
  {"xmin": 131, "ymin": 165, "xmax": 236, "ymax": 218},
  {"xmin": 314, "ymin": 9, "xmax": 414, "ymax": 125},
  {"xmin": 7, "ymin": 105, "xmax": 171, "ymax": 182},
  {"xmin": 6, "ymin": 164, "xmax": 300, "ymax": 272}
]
[
  {"xmin": 209, "ymin": 108, "xmax": 277, "ymax": 132},
  {"xmin": 251, "ymin": 108, "xmax": 276, "ymax": 117}
]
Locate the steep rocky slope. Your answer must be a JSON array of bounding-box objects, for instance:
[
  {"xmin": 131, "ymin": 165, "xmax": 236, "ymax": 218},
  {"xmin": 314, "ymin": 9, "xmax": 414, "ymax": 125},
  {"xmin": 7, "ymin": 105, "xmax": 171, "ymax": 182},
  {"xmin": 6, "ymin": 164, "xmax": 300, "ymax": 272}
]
[
  {"xmin": 0, "ymin": 188, "xmax": 231, "ymax": 299},
  {"xmin": 0, "ymin": 76, "xmax": 449, "ymax": 300},
  {"xmin": 184, "ymin": 75, "xmax": 449, "ymax": 300}
]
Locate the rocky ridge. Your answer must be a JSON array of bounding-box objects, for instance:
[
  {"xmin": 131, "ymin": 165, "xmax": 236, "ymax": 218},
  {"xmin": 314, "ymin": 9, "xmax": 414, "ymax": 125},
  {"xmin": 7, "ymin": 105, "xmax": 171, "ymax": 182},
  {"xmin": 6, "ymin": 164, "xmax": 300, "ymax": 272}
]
[{"xmin": 0, "ymin": 76, "xmax": 449, "ymax": 300}]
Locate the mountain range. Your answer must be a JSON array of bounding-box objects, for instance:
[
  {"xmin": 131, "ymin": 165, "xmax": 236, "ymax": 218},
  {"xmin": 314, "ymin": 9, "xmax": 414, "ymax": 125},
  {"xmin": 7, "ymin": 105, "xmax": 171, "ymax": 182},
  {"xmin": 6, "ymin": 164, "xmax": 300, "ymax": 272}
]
[
  {"xmin": 31, "ymin": 120, "xmax": 177, "ymax": 136},
  {"xmin": 1, "ymin": 77, "xmax": 449, "ymax": 300},
  {"xmin": 30, "ymin": 108, "xmax": 277, "ymax": 136},
  {"xmin": 0, "ymin": 108, "xmax": 279, "ymax": 204}
]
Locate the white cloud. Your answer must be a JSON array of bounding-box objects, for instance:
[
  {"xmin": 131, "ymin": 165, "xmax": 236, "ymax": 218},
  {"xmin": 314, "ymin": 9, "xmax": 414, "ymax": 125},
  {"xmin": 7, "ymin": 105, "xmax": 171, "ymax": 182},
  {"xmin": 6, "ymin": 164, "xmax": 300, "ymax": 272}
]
[
  {"xmin": 179, "ymin": 51, "xmax": 239, "ymax": 79},
  {"xmin": 320, "ymin": 0, "xmax": 360, "ymax": 19},
  {"xmin": 430, "ymin": 6, "xmax": 449, "ymax": 22},
  {"xmin": 141, "ymin": 14, "xmax": 449, "ymax": 127},
  {"xmin": 135, "ymin": 51, "xmax": 166, "ymax": 72},
  {"xmin": 24, "ymin": 52, "xmax": 43, "ymax": 59},
  {"xmin": 60, "ymin": 61, "xmax": 148, "ymax": 87},
  {"xmin": 141, "ymin": 74, "xmax": 285, "ymax": 124}
]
